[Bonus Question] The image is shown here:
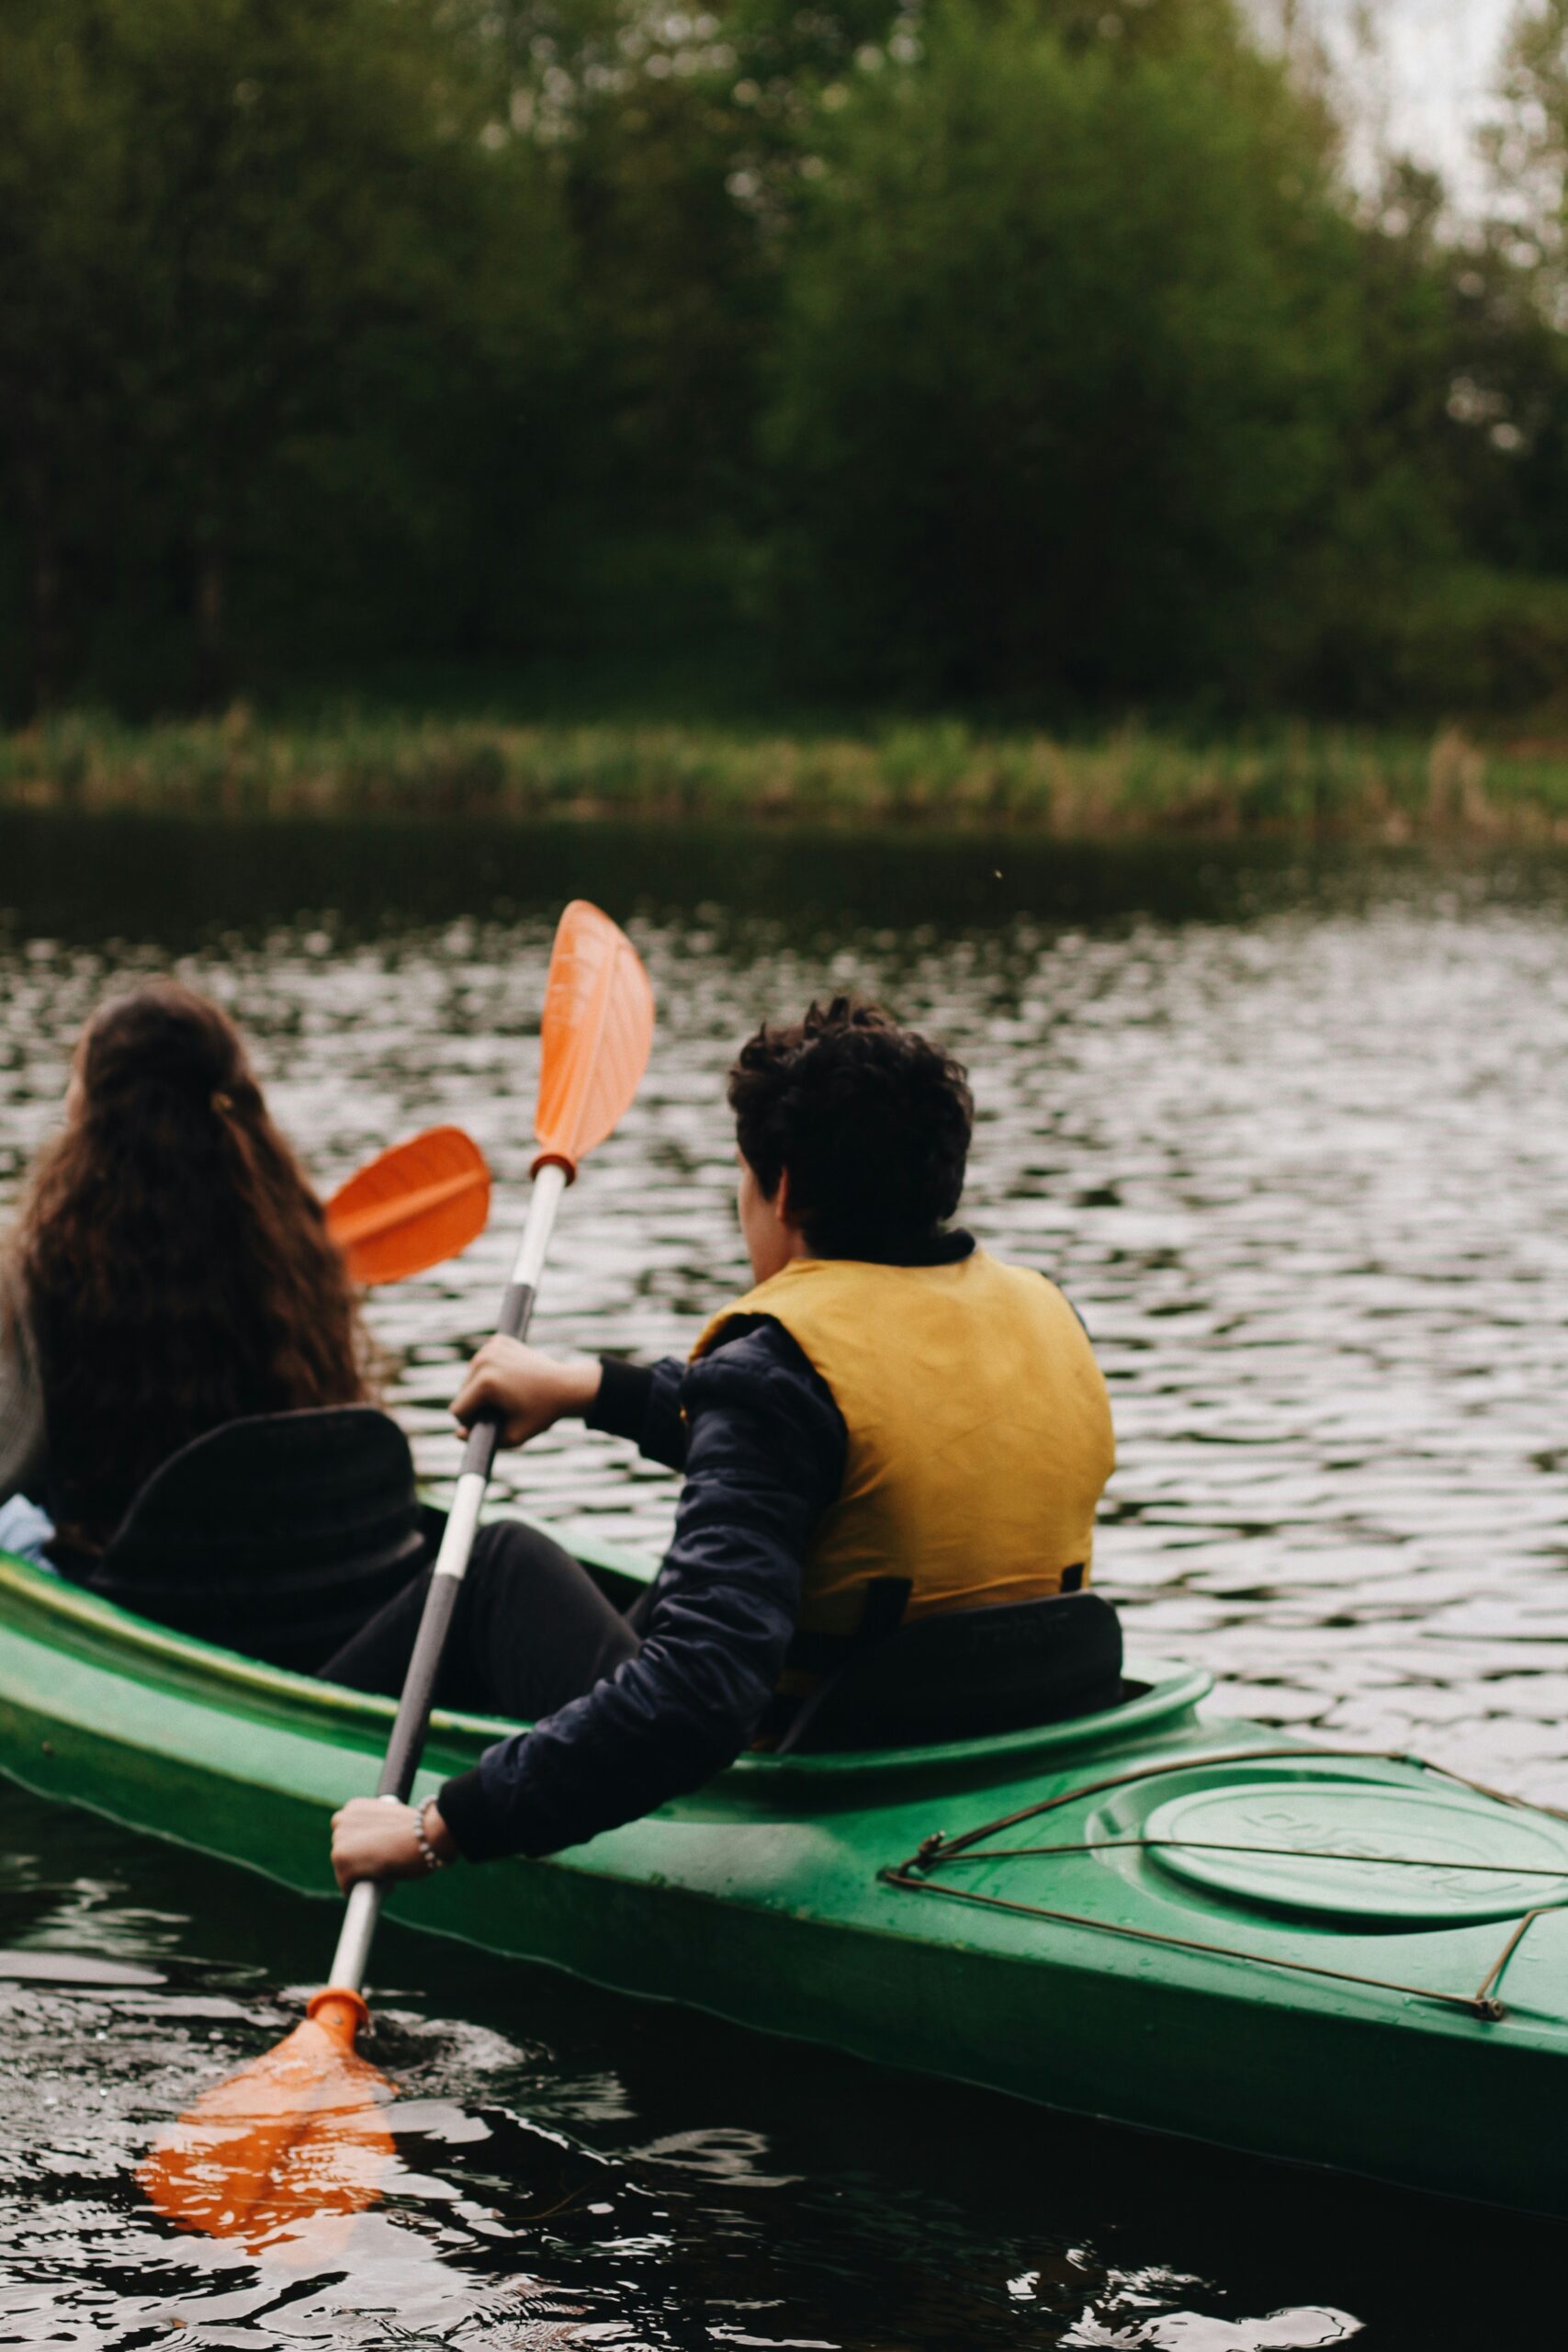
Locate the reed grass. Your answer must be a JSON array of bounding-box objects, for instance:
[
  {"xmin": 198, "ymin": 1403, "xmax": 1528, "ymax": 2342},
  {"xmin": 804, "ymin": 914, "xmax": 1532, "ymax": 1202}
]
[{"xmin": 6, "ymin": 707, "xmax": 1568, "ymax": 836}]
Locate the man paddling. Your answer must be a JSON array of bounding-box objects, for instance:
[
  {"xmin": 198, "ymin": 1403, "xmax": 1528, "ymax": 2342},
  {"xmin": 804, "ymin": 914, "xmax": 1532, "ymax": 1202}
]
[{"xmin": 331, "ymin": 997, "xmax": 1115, "ymax": 1883}]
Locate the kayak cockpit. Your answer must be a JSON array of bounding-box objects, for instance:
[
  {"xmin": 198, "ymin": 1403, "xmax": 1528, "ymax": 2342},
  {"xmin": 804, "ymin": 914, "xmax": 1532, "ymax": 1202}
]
[
  {"xmin": 0, "ymin": 1540, "xmax": 1212, "ymax": 1804},
  {"xmin": 566, "ymin": 1521, "xmax": 1213, "ymax": 1790}
]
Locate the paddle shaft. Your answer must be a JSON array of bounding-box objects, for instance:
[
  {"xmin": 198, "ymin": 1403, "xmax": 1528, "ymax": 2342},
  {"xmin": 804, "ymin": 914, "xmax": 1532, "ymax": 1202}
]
[{"xmin": 328, "ymin": 1158, "xmax": 570, "ymax": 1992}]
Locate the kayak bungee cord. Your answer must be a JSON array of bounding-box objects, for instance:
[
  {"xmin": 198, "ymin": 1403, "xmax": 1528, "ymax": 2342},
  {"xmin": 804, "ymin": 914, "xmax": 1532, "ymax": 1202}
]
[
  {"xmin": 927, "ymin": 1838, "xmax": 1568, "ymax": 1881},
  {"xmin": 880, "ymin": 1866, "xmax": 1524, "ymax": 2019},
  {"xmin": 893, "ymin": 1745, "xmax": 1568, "ymax": 1860},
  {"xmin": 882, "ymin": 1745, "xmax": 1568, "ymax": 2022}
]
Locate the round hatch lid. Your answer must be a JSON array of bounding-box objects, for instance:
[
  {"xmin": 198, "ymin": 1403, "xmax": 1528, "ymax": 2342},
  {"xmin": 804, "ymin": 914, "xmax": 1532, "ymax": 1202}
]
[{"xmin": 1143, "ymin": 1780, "xmax": 1568, "ymax": 1926}]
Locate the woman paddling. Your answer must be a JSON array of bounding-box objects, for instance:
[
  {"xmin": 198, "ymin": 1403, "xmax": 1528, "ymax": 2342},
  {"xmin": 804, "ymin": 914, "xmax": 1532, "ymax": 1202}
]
[
  {"xmin": 0, "ymin": 978, "xmax": 634, "ymax": 1696},
  {"xmin": 0, "ymin": 980, "xmax": 370, "ymax": 1560}
]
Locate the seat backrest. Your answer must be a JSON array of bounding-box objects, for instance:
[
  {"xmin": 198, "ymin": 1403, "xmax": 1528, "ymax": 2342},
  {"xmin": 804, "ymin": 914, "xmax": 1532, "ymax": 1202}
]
[
  {"xmin": 79, "ymin": 1407, "xmax": 425, "ymax": 1673},
  {"xmin": 783, "ymin": 1589, "xmax": 1124, "ymax": 1754}
]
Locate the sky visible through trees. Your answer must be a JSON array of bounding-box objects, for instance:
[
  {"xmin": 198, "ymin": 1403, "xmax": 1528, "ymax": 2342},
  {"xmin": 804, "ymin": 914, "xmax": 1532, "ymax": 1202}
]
[{"xmin": 1278, "ymin": 1, "xmax": 1512, "ymax": 199}]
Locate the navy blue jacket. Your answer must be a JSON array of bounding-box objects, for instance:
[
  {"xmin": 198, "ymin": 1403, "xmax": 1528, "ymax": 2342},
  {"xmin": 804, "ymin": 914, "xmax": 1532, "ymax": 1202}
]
[
  {"xmin": 437, "ymin": 1231, "xmax": 981, "ymax": 1861},
  {"xmin": 436, "ymin": 1317, "xmax": 846, "ymax": 1860}
]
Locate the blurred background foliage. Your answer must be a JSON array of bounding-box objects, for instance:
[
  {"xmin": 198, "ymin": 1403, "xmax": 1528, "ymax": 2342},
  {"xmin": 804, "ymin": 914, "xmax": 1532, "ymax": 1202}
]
[{"xmin": 5, "ymin": 0, "xmax": 1568, "ymax": 727}]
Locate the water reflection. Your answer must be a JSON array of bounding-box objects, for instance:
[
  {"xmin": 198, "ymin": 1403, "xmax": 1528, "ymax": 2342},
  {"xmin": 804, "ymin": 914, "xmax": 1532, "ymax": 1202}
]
[
  {"xmin": 4, "ymin": 814, "xmax": 1568, "ymax": 2341},
  {"xmin": 2, "ymin": 1791, "xmax": 1559, "ymax": 2346}
]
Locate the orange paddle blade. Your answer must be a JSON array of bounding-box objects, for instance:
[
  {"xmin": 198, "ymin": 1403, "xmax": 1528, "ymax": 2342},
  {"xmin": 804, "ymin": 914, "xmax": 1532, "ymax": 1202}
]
[
  {"xmin": 139, "ymin": 1990, "xmax": 394, "ymax": 2252},
  {"xmin": 533, "ymin": 901, "xmax": 654, "ymax": 1177},
  {"xmin": 326, "ymin": 1125, "xmax": 491, "ymax": 1286}
]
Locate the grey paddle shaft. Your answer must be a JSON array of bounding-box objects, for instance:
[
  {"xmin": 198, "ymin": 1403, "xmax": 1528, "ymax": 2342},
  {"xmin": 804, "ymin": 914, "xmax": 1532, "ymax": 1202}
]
[{"xmin": 329, "ymin": 1158, "xmax": 570, "ymax": 1992}]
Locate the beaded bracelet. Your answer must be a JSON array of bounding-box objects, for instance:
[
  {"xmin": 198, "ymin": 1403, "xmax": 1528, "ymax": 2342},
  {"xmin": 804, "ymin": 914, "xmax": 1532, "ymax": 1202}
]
[{"xmin": 412, "ymin": 1800, "xmax": 449, "ymax": 1873}]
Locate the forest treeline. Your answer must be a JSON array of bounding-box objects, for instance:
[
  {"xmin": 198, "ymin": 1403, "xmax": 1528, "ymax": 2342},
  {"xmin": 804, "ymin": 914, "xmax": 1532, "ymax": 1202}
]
[{"xmin": 6, "ymin": 0, "xmax": 1568, "ymax": 726}]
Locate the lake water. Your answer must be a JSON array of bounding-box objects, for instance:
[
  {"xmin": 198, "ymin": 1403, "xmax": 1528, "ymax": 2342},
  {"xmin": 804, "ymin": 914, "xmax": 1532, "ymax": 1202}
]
[{"xmin": 1, "ymin": 812, "xmax": 1565, "ymax": 2345}]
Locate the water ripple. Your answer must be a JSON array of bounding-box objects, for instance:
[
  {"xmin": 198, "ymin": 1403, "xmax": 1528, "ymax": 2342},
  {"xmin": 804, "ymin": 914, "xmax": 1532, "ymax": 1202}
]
[{"xmin": 4, "ymin": 827, "xmax": 1567, "ymax": 2341}]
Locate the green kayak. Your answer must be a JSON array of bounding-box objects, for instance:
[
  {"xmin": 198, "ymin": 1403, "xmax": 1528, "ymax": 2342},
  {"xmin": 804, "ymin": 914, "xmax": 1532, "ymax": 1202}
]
[{"xmin": 3, "ymin": 1529, "xmax": 1567, "ymax": 2216}]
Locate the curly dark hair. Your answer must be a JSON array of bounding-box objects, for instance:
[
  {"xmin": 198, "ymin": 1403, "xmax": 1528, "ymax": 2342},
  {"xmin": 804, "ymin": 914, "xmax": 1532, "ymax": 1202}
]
[
  {"xmin": 6, "ymin": 981, "xmax": 368, "ymax": 1549},
  {"xmin": 728, "ymin": 998, "xmax": 973, "ymax": 1259}
]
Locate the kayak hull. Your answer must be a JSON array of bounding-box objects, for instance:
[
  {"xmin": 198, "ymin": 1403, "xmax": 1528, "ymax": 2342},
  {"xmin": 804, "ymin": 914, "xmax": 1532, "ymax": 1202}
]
[{"xmin": 2, "ymin": 1538, "xmax": 1565, "ymax": 2216}]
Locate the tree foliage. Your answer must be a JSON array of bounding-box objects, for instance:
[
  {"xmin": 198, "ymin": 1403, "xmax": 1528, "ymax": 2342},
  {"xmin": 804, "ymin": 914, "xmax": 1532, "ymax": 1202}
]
[
  {"xmin": 766, "ymin": 5, "xmax": 1382, "ymax": 702},
  {"xmin": 0, "ymin": 0, "xmax": 571, "ymax": 708},
  {"xmin": 1, "ymin": 0, "xmax": 1566, "ymax": 719}
]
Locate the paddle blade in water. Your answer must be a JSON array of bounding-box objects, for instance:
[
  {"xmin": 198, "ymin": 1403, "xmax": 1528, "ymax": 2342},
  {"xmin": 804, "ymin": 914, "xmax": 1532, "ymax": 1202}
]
[
  {"xmin": 139, "ymin": 1989, "xmax": 395, "ymax": 2251},
  {"xmin": 326, "ymin": 1125, "xmax": 491, "ymax": 1286},
  {"xmin": 533, "ymin": 901, "xmax": 654, "ymax": 1177}
]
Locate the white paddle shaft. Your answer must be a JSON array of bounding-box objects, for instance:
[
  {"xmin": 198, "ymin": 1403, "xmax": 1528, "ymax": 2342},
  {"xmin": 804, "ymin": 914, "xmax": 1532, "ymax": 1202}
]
[{"xmin": 329, "ymin": 1159, "xmax": 569, "ymax": 1993}]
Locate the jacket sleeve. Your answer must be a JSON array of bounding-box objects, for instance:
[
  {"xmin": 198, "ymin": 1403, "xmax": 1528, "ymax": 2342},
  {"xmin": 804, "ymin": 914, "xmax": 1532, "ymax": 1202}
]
[
  {"xmin": 438, "ymin": 1325, "xmax": 844, "ymax": 1861},
  {"xmin": 586, "ymin": 1354, "xmax": 688, "ymax": 1471}
]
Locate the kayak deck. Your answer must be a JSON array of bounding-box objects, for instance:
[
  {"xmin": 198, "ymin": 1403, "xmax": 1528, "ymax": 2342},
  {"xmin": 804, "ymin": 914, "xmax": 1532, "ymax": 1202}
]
[{"xmin": 2, "ymin": 1533, "xmax": 1566, "ymax": 2216}]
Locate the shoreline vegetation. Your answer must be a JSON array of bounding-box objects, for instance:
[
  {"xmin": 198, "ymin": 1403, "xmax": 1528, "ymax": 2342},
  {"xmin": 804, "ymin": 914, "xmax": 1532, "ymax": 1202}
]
[{"xmin": 6, "ymin": 709, "xmax": 1568, "ymax": 841}]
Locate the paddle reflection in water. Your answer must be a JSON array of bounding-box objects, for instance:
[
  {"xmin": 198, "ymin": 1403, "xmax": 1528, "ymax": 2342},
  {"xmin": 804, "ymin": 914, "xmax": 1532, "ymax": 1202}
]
[{"xmin": 137, "ymin": 1987, "xmax": 397, "ymax": 2253}]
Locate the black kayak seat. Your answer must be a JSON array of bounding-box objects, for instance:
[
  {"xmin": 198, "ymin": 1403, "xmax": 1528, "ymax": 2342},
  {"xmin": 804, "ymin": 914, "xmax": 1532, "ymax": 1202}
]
[
  {"xmin": 776, "ymin": 1588, "xmax": 1125, "ymax": 1754},
  {"xmin": 65, "ymin": 1407, "xmax": 426, "ymax": 1675}
]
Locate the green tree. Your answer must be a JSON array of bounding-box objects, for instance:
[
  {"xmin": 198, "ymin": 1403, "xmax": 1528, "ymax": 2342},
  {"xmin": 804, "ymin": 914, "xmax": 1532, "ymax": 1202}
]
[
  {"xmin": 468, "ymin": 0, "xmax": 921, "ymax": 645},
  {"xmin": 479, "ymin": 1, "xmax": 1227, "ymax": 564},
  {"xmin": 764, "ymin": 2, "xmax": 1423, "ymax": 705},
  {"xmin": 0, "ymin": 0, "xmax": 575, "ymax": 712},
  {"xmin": 1462, "ymin": 0, "xmax": 1568, "ymax": 577},
  {"xmin": 0, "ymin": 6, "xmax": 140, "ymax": 709}
]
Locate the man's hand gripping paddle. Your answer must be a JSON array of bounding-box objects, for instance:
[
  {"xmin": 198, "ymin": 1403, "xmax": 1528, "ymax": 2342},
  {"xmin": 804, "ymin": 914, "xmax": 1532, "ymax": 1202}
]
[{"xmin": 139, "ymin": 904, "xmax": 654, "ymax": 2250}]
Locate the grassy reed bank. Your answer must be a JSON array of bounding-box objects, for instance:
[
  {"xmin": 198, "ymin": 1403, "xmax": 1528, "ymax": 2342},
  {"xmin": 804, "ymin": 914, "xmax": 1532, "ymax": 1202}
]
[{"xmin": 6, "ymin": 709, "xmax": 1568, "ymax": 838}]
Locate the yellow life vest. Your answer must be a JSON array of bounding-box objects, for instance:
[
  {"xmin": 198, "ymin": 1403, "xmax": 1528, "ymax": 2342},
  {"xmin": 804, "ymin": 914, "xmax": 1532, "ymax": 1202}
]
[{"xmin": 691, "ymin": 1249, "xmax": 1115, "ymax": 1643}]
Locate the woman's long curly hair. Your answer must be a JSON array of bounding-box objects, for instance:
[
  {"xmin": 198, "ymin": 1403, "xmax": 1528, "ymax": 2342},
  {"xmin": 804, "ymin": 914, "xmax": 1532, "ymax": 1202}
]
[{"xmin": 6, "ymin": 981, "xmax": 367, "ymax": 1548}]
